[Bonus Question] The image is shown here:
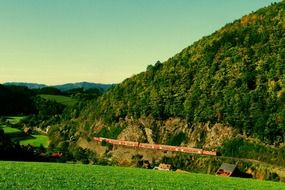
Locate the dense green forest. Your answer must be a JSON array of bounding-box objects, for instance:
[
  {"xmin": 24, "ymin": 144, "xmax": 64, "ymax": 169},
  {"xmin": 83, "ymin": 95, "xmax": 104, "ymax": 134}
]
[
  {"xmin": 0, "ymin": 85, "xmax": 36, "ymax": 116},
  {"xmin": 71, "ymin": 2, "xmax": 285, "ymax": 145},
  {"xmin": 0, "ymin": 84, "xmax": 104, "ymax": 117}
]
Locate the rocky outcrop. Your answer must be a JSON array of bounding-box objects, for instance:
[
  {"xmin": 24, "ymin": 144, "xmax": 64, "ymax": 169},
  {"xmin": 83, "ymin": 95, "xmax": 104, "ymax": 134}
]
[{"xmin": 110, "ymin": 116, "xmax": 238, "ymax": 149}]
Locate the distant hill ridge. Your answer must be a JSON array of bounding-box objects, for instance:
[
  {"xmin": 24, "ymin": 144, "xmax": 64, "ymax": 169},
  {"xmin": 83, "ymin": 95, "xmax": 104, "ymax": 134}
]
[
  {"xmin": 3, "ymin": 82, "xmax": 47, "ymax": 89},
  {"xmin": 3, "ymin": 82, "xmax": 113, "ymax": 91}
]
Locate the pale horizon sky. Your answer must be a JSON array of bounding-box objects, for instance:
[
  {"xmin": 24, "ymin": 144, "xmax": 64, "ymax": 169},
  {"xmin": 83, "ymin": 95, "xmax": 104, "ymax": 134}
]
[{"xmin": 0, "ymin": 0, "xmax": 280, "ymax": 85}]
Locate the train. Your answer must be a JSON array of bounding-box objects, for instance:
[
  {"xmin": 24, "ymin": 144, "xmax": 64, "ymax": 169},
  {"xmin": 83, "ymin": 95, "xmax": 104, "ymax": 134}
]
[{"xmin": 93, "ymin": 137, "xmax": 217, "ymax": 156}]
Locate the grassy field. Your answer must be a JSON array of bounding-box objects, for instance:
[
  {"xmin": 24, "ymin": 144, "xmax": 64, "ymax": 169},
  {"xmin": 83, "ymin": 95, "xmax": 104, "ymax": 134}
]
[
  {"xmin": 6, "ymin": 116, "xmax": 26, "ymax": 124},
  {"xmin": 0, "ymin": 125, "xmax": 22, "ymax": 134},
  {"xmin": 0, "ymin": 123, "xmax": 49, "ymax": 147},
  {"xmin": 0, "ymin": 161, "xmax": 284, "ymax": 190},
  {"xmin": 20, "ymin": 135, "xmax": 49, "ymax": 147},
  {"xmin": 40, "ymin": 94, "xmax": 77, "ymax": 106},
  {"xmin": 0, "ymin": 116, "xmax": 24, "ymax": 135}
]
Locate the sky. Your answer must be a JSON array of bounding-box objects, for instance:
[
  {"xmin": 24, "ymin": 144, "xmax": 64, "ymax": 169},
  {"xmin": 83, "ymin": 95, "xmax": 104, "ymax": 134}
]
[{"xmin": 0, "ymin": 0, "xmax": 281, "ymax": 85}]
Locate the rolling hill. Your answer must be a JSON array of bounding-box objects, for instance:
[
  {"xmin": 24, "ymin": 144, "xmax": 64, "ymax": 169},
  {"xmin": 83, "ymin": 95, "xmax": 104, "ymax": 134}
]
[
  {"xmin": 47, "ymin": 1, "xmax": 285, "ymax": 150},
  {"xmin": 2, "ymin": 82, "xmax": 46, "ymax": 89},
  {"xmin": 53, "ymin": 82, "xmax": 113, "ymax": 91},
  {"xmin": 3, "ymin": 82, "xmax": 113, "ymax": 91},
  {"xmin": 48, "ymin": 1, "xmax": 285, "ymax": 165}
]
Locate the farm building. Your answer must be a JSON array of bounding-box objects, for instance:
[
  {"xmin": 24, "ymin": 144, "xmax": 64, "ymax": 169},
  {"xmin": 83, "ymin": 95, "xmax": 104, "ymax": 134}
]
[{"xmin": 216, "ymin": 163, "xmax": 238, "ymax": 177}]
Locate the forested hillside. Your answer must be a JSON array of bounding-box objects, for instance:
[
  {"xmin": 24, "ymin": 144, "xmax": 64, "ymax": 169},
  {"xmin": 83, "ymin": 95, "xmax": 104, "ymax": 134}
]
[
  {"xmin": 0, "ymin": 85, "xmax": 36, "ymax": 116},
  {"xmin": 45, "ymin": 2, "xmax": 285, "ymax": 171},
  {"xmin": 74, "ymin": 2, "xmax": 285, "ymax": 145}
]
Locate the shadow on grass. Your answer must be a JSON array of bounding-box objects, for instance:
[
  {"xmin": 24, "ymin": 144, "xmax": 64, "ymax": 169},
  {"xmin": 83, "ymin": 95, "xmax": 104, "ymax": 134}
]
[{"xmin": 12, "ymin": 135, "xmax": 36, "ymax": 142}]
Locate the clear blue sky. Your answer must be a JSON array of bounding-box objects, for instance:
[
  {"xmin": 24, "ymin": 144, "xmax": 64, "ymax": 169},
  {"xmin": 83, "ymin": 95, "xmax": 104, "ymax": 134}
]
[{"xmin": 0, "ymin": 0, "xmax": 280, "ymax": 85}]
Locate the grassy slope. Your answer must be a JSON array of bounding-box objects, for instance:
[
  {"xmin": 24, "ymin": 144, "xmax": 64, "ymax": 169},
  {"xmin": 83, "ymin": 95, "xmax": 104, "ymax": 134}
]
[
  {"xmin": 0, "ymin": 161, "xmax": 284, "ymax": 190},
  {"xmin": 20, "ymin": 135, "xmax": 49, "ymax": 147},
  {"xmin": 1, "ymin": 117, "xmax": 49, "ymax": 147},
  {"xmin": 0, "ymin": 125, "xmax": 21, "ymax": 134},
  {"xmin": 40, "ymin": 94, "xmax": 77, "ymax": 106},
  {"xmin": 6, "ymin": 116, "xmax": 26, "ymax": 125}
]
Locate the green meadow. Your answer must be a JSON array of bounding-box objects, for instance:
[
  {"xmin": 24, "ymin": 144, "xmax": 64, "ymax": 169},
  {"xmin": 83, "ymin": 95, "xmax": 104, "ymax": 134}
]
[
  {"xmin": 0, "ymin": 161, "xmax": 284, "ymax": 190},
  {"xmin": 0, "ymin": 125, "xmax": 22, "ymax": 134},
  {"xmin": 40, "ymin": 94, "xmax": 77, "ymax": 106},
  {"xmin": 0, "ymin": 126, "xmax": 48, "ymax": 147},
  {"xmin": 6, "ymin": 116, "xmax": 26, "ymax": 125},
  {"xmin": 1, "ymin": 117, "xmax": 49, "ymax": 148},
  {"xmin": 20, "ymin": 135, "xmax": 49, "ymax": 147}
]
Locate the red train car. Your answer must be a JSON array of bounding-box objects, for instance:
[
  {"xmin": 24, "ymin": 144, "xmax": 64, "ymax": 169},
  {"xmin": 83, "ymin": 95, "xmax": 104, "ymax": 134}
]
[
  {"xmin": 123, "ymin": 140, "xmax": 139, "ymax": 147},
  {"xmin": 182, "ymin": 147, "xmax": 201, "ymax": 154},
  {"xmin": 93, "ymin": 137, "xmax": 217, "ymax": 156},
  {"xmin": 139, "ymin": 143, "xmax": 154, "ymax": 149},
  {"xmin": 201, "ymin": 150, "xmax": 217, "ymax": 156},
  {"xmin": 94, "ymin": 137, "xmax": 102, "ymax": 142}
]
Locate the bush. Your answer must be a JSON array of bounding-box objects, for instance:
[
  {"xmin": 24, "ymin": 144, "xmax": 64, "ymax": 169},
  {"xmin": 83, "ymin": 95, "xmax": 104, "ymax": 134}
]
[{"xmin": 167, "ymin": 132, "xmax": 187, "ymax": 146}]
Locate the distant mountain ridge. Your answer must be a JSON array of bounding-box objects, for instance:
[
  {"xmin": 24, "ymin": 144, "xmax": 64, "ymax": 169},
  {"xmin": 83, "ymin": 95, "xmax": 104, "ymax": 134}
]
[
  {"xmin": 53, "ymin": 82, "xmax": 113, "ymax": 91},
  {"xmin": 3, "ymin": 82, "xmax": 113, "ymax": 91},
  {"xmin": 3, "ymin": 82, "xmax": 47, "ymax": 89}
]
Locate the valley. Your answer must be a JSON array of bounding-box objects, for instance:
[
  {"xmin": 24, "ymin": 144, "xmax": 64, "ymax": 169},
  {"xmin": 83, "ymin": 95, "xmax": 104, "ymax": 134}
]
[
  {"xmin": 1, "ymin": 1, "xmax": 285, "ymax": 189},
  {"xmin": 0, "ymin": 117, "xmax": 48, "ymax": 148}
]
